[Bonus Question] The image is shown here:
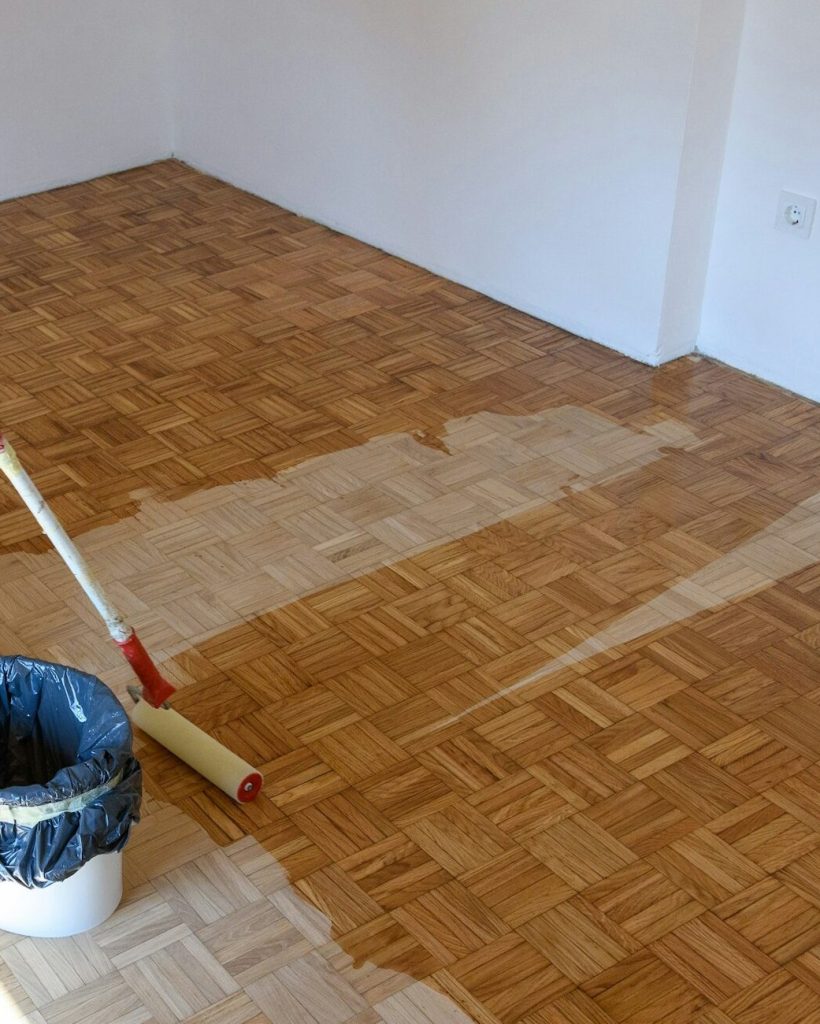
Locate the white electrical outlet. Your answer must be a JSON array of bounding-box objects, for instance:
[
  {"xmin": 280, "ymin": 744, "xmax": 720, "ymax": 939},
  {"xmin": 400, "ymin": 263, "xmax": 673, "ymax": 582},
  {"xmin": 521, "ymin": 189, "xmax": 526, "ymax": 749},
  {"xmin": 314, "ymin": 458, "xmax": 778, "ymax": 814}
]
[{"xmin": 775, "ymin": 190, "xmax": 817, "ymax": 239}]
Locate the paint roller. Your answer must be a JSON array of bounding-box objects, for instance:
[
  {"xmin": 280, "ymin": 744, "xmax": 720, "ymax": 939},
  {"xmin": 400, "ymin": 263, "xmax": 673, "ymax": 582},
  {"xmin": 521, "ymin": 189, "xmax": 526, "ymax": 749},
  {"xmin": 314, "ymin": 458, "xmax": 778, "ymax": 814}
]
[{"xmin": 0, "ymin": 432, "xmax": 263, "ymax": 804}]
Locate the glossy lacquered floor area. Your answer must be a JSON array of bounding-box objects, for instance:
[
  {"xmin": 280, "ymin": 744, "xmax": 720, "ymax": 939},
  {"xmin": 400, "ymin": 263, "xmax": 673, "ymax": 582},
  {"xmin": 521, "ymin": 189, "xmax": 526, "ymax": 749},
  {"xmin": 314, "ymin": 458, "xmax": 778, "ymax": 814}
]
[{"xmin": 0, "ymin": 161, "xmax": 818, "ymax": 1024}]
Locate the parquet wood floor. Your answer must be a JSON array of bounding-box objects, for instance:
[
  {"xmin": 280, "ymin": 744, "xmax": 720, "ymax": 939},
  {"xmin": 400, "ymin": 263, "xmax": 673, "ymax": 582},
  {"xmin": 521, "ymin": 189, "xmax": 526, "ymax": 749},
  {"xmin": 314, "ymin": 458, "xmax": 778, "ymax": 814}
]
[{"xmin": 0, "ymin": 160, "xmax": 818, "ymax": 1024}]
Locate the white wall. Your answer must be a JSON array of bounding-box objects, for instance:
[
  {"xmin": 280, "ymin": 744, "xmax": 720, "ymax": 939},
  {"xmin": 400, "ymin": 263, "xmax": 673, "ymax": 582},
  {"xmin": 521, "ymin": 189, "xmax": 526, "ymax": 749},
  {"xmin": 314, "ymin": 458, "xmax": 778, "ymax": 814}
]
[
  {"xmin": 658, "ymin": 0, "xmax": 746, "ymax": 359},
  {"xmin": 0, "ymin": 0, "xmax": 173, "ymax": 201},
  {"xmin": 700, "ymin": 0, "xmax": 820, "ymax": 402},
  {"xmin": 174, "ymin": 0, "xmax": 724, "ymax": 365}
]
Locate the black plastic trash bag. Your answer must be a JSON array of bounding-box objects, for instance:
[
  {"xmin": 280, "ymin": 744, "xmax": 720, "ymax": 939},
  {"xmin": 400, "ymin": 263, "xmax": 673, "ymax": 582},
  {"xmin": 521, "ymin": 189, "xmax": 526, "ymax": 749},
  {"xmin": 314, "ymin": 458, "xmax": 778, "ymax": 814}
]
[{"xmin": 0, "ymin": 656, "xmax": 141, "ymax": 889}]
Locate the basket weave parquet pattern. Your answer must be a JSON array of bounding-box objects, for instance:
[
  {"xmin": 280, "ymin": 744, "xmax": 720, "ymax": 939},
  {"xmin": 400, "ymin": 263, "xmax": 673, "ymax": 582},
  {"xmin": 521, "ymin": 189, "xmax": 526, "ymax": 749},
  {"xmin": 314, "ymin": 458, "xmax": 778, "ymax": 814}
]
[{"xmin": 0, "ymin": 161, "xmax": 818, "ymax": 1024}]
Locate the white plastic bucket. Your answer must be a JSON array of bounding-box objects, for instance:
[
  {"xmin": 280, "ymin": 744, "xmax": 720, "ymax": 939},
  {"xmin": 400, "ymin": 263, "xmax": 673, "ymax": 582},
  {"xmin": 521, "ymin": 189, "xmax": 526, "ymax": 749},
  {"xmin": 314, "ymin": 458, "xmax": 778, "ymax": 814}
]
[{"xmin": 0, "ymin": 851, "xmax": 122, "ymax": 938}]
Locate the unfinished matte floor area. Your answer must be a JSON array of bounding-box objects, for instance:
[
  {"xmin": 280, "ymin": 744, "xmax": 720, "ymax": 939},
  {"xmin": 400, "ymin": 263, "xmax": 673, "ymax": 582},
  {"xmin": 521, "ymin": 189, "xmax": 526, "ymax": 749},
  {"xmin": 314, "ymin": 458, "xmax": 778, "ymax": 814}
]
[{"xmin": 0, "ymin": 160, "xmax": 818, "ymax": 1024}]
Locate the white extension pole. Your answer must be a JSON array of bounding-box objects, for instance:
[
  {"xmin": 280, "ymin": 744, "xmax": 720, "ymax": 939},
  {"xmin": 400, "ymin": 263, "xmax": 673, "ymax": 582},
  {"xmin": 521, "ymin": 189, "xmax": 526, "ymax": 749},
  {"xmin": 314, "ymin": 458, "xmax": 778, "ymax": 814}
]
[
  {"xmin": 0, "ymin": 435, "xmax": 130, "ymax": 642},
  {"xmin": 0, "ymin": 432, "xmax": 263, "ymax": 803}
]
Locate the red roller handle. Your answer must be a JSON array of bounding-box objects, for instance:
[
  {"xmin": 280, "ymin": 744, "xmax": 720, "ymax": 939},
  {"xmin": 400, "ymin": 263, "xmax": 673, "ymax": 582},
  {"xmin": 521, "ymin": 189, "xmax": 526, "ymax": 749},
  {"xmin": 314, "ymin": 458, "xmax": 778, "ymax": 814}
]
[{"xmin": 116, "ymin": 631, "xmax": 177, "ymax": 708}]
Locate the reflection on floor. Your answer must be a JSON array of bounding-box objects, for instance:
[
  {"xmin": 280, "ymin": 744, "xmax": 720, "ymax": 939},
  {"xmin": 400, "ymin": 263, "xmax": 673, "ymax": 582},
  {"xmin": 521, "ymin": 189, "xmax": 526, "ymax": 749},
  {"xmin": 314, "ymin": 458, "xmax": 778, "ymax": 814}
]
[
  {"xmin": 0, "ymin": 404, "xmax": 697, "ymax": 687},
  {"xmin": 0, "ymin": 161, "xmax": 818, "ymax": 1024}
]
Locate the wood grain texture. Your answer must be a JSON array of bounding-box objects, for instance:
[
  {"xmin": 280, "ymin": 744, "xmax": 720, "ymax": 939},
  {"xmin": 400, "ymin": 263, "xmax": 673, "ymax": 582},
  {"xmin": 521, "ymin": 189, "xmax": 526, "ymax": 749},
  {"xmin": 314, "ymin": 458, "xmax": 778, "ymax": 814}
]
[{"xmin": 0, "ymin": 161, "xmax": 818, "ymax": 1024}]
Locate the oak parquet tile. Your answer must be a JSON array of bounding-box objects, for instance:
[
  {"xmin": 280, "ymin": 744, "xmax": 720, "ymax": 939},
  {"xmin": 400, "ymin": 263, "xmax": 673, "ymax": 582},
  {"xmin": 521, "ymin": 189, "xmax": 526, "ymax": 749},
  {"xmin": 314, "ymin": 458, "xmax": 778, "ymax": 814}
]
[
  {"xmin": 767, "ymin": 763, "xmax": 820, "ymax": 832},
  {"xmin": 531, "ymin": 742, "xmax": 635, "ymax": 808},
  {"xmin": 459, "ymin": 849, "xmax": 574, "ymax": 928},
  {"xmin": 759, "ymin": 697, "xmax": 820, "ymax": 759},
  {"xmin": 691, "ymin": 605, "xmax": 794, "ymax": 658},
  {"xmin": 338, "ymin": 835, "xmax": 452, "ymax": 912},
  {"xmin": 403, "ymin": 801, "xmax": 515, "ymax": 876},
  {"xmin": 36, "ymin": 974, "xmax": 154, "ymax": 1024},
  {"xmin": 585, "ymin": 782, "xmax": 698, "ymax": 856},
  {"xmin": 120, "ymin": 934, "xmax": 239, "ymax": 1023},
  {"xmin": 197, "ymin": 900, "xmax": 312, "ymax": 985},
  {"xmin": 546, "ymin": 679, "xmax": 633, "ymax": 734},
  {"xmin": 475, "ymin": 706, "xmax": 575, "ymax": 767},
  {"xmin": 643, "ymin": 689, "xmax": 746, "ymax": 750},
  {"xmin": 642, "ymin": 627, "xmax": 735, "ymax": 683},
  {"xmin": 583, "ymin": 860, "xmax": 704, "ymax": 944},
  {"xmin": 292, "ymin": 790, "xmax": 397, "ymax": 861},
  {"xmin": 778, "ymin": 847, "xmax": 820, "ymax": 907},
  {"xmin": 523, "ymin": 815, "xmax": 638, "ymax": 889},
  {"xmin": 426, "ymin": 671, "xmax": 521, "ymax": 730},
  {"xmin": 156, "ymin": 849, "xmax": 262, "ymax": 927},
  {"xmin": 520, "ymin": 898, "xmax": 641, "ymax": 985},
  {"xmin": 526, "ymin": 991, "xmax": 619, "ymax": 1024},
  {"xmin": 719, "ymin": 969, "xmax": 820, "ymax": 1024},
  {"xmin": 248, "ymin": 951, "xmax": 370, "ymax": 1024},
  {"xmin": 716, "ymin": 878, "xmax": 820, "ymax": 964},
  {"xmin": 393, "ymin": 881, "xmax": 510, "ymax": 966},
  {"xmin": 1, "ymin": 161, "xmax": 819, "ymax": 1024},
  {"xmin": 183, "ymin": 992, "xmax": 270, "ymax": 1024},
  {"xmin": 2, "ymin": 935, "xmax": 114, "ymax": 1009},
  {"xmin": 251, "ymin": 820, "xmax": 331, "ymax": 885},
  {"xmin": 747, "ymin": 638, "xmax": 820, "ymax": 696},
  {"xmin": 334, "ymin": 913, "xmax": 444, "ymax": 986},
  {"xmin": 701, "ymin": 725, "xmax": 811, "ymax": 792},
  {"xmin": 647, "ymin": 754, "xmax": 756, "ymax": 823},
  {"xmin": 466, "ymin": 771, "xmax": 575, "ymax": 840},
  {"xmin": 271, "ymin": 688, "xmax": 361, "ymax": 743},
  {"xmin": 707, "ymin": 796, "xmax": 819, "ymax": 872},
  {"xmin": 309, "ymin": 721, "xmax": 408, "ymax": 784},
  {"xmin": 258, "ymin": 748, "xmax": 347, "ymax": 814},
  {"xmin": 416, "ymin": 733, "xmax": 518, "ymax": 797},
  {"xmin": 366, "ymin": 701, "xmax": 465, "ymax": 763},
  {"xmin": 648, "ymin": 830, "xmax": 767, "ymax": 908},
  {"xmin": 692, "ymin": 665, "xmax": 799, "ymax": 722},
  {"xmin": 581, "ymin": 949, "xmax": 709, "ymax": 1024},
  {"xmin": 444, "ymin": 934, "xmax": 571, "ymax": 1023},
  {"xmin": 378, "ymin": 636, "xmax": 475, "ymax": 692},
  {"xmin": 651, "ymin": 913, "xmax": 777, "ymax": 1004},
  {"xmin": 585, "ymin": 713, "xmax": 691, "ymax": 779},
  {"xmin": 295, "ymin": 864, "xmax": 383, "ymax": 934},
  {"xmin": 786, "ymin": 944, "xmax": 820, "ymax": 998},
  {"xmin": 359, "ymin": 761, "xmax": 457, "ymax": 827}
]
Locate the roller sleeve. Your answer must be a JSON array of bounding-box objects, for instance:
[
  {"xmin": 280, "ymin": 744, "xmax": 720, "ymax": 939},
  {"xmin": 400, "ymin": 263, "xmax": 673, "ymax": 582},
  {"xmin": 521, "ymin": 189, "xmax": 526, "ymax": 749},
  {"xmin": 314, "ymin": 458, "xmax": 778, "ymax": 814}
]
[{"xmin": 130, "ymin": 700, "xmax": 263, "ymax": 803}]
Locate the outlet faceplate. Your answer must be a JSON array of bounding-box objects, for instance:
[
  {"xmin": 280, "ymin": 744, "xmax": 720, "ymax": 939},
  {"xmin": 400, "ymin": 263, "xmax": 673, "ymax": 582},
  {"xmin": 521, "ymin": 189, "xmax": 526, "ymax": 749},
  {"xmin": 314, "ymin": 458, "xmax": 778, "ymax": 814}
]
[{"xmin": 775, "ymin": 190, "xmax": 817, "ymax": 239}]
